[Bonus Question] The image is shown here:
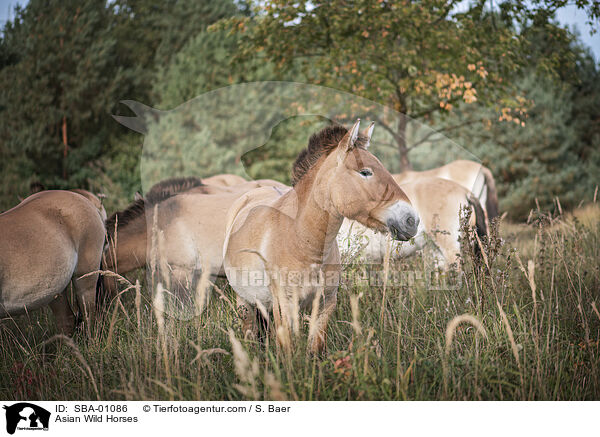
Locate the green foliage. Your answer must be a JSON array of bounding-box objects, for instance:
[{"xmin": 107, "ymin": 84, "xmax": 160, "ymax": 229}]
[
  {"xmin": 99, "ymin": 133, "xmax": 144, "ymax": 213},
  {"xmin": 153, "ymin": 0, "xmax": 240, "ymax": 68},
  {"xmin": 0, "ymin": 0, "xmax": 243, "ymax": 209},
  {"xmin": 0, "ymin": 0, "xmax": 134, "ymax": 208},
  {"xmin": 110, "ymin": 0, "xmax": 240, "ymax": 104},
  {"xmin": 499, "ymin": 0, "xmax": 600, "ymax": 29},
  {"xmin": 446, "ymin": 73, "xmax": 577, "ymax": 218},
  {"xmin": 439, "ymin": 20, "xmax": 600, "ymax": 220},
  {"xmin": 106, "ymin": 0, "xmax": 248, "ymax": 205},
  {"xmin": 242, "ymin": 115, "xmax": 330, "ymax": 184},
  {"xmin": 153, "ymin": 27, "xmax": 276, "ymax": 109},
  {"xmin": 226, "ymin": 0, "xmax": 530, "ymax": 170},
  {"xmin": 140, "ymin": 83, "xmax": 315, "ymax": 186},
  {"xmin": 146, "ymin": 23, "xmax": 319, "ymax": 185},
  {"xmin": 0, "ymin": 0, "xmax": 597, "ymax": 220}
]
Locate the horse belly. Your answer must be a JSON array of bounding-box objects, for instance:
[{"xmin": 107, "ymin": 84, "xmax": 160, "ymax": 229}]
[
  {"xmin": 0, "ymin": 263, "xmax": 75, "ymax": 316},
  {"xmin": 0, "ymin": 240, "xmax": 77, "ymax": 317},
  {"xmin": 229, "ymin": 279, "xmax": 273, "ymax": 310}
]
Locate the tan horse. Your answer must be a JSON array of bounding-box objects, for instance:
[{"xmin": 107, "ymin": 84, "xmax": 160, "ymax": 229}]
[
  {"xmin": 393, "ymin": 160, "xmax": 499, "ymax": 221},
  {"xmin": 223, "ymin": 121, "xmax": 419, "ymax": 352},
  {"xmin": 71, "ymin": 189, "xmax": 107, "ymax": 222},
  {"xmin": 0, "ymin": 190, "xmax": 106, "ymax": 334},
  {"xmin": 202, "ymin": 174, "xmax": 247, "ymax": 187},
  {"xmin": 338, "ymin": 177, "xmax": 487, "ymax": 270},
  {"xmin": 24, "ymin": 184, "xmax": 107, "ymax": 223},
  {"xmin": 104, "ymin": 177, "xmax": 286, "ymax": 297}
]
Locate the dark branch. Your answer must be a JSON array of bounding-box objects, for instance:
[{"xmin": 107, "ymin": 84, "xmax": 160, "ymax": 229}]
[{"xmin": 409, "ymin": 117, "xmax": 486, "ymax": 150}]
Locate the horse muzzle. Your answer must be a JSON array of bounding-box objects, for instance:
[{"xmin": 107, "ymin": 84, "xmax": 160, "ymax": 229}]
[{"xmin": 385, "ymin": 201, "xmax": 420, "ymax": 241}]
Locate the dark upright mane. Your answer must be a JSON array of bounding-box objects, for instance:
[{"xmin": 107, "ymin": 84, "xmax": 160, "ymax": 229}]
[
  {"xmin": 106, "ymin": 176, "xmax": 204, "ymax": 237},
  {"xmin": 106, "ymin": 199, "xmax": 145, "ymax": 239},
  {"xmin": 144, "ymin": 176, "xmax": 204, "ymax": 204},
  {"xmin": 291, "ymin": 125, "xmax": 367, "ymax": 186}
]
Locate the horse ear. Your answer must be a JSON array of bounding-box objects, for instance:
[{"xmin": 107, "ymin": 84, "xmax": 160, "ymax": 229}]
[
  {"xmin": 362, "ymin": 122, "xmax": 375, "ymax": 149},
  {"xmin": 337, "ymin": 119, "xmax": 361, "ymax": 164},
  {"xmin": 134, "ymin": 192, "xmax": 143, "ymax": 201}
]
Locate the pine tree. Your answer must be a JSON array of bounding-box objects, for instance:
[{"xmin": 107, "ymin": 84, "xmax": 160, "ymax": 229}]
[{"xmin": 0, "ymin": 0, "xmax": 133, "ymax": 207}]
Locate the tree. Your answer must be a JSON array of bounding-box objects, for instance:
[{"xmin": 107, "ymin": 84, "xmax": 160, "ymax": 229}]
[
  {"xmin": 0, "ymin": 0, "xmax": 133, "ymax": 207},
  {"xmin": 147, "ymin": 23, "xmax": 319, "ymax": 185},
  {"xmin": 224, "ymin": 0, "xmax": 600, "ymax": 171},
  {"xmin": 0, "ymin": 0, "xmax": 242, "ymax": 208},
  {"xmin": 460, "ymin": 72, "xmax": 583, "ymax": 219},
  {"xmin": 153, "ymin": 28, "xmax": 268, "ymax": 108},
  {"xmin": 444, "ymin": 19, "xmax": 600, "ymax": 219},
  {"xmin": 109, "ymin": 0, "xmax": 240, "ymax": 105},
  {"xmin": 95, "ymin": 0, "xmax": 243, "ymax": 206},
  {"xmin": 224, "ymin": 0, "xmax": 534, "ymax": 170}
]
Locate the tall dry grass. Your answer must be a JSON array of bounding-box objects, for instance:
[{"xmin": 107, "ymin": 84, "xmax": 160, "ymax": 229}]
[{"xmin": 0, "ymin": 203, "xmax": 598, "ymax": 400}]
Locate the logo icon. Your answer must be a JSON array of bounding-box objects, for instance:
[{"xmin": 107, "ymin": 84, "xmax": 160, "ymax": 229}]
[{"xmin": 3, "ymin": 403, "xmax": 50, "ymax": 434}]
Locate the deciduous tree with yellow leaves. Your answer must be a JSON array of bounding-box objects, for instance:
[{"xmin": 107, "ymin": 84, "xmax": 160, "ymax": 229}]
[{"xmin": 225, "ymin": 0, "xmax": 593, "ymax": 170}]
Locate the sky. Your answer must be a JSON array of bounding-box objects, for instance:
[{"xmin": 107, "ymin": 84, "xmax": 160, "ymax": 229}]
[
  {"xmin": 556, "ymin": 3, "xmax": 600, "ymax": 60},
  {"xmin": 0, "ymin": 0, "xmax": 598, "ymax": 60}
]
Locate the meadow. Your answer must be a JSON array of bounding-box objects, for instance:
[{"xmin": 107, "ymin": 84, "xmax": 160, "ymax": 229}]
[{"xmin": 0, "ymin": 203, "xmax": 598, "ymax": 401}]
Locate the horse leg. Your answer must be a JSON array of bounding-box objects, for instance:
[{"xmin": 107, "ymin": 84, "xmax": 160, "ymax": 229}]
[
  {"xmin": 49, "ymin": 293, "xmax": 76, "ymax": 335},
  {"xmin": 236, "ymin": 296, "xmax": 259, "ymax": 340},
  {"xmin": 72, "ymin": 271, "xmax": 99, "ymax": 333},
  {"xmin": 73, "ymin": 244, "xmax": 103, "ymax": 331},
  {"xmin": 308, "ymin": 288, "xmax": 337, "ymax": 354},
  {"xmin": 164, "ymin": 264, "xmax": 202, "ymax": 320},
  {"xmin": 103, "ymin": 258, "xmax": 119, "ymax": 300}
]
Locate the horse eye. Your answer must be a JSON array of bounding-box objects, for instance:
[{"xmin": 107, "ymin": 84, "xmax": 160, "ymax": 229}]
[{"xmin": 359, "ymin": 168, "xmax": 373, "ymax": 177}]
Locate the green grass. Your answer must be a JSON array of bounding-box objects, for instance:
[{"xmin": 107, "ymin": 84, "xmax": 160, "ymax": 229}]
[{"xmin": 1, "ymin": 205, "xmax": 599, "ymax": 400}]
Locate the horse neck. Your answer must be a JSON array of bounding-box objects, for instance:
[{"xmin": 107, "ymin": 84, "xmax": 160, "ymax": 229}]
[
  {"xmin": 106, "ymin": 214, "xmax": 148, "ymax": 272},
  {"xmin": 290, "ymin": 164, "xmax": 343, "ymax": 262}
]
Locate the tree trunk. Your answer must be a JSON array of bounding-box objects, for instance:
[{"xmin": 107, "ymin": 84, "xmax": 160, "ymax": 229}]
[
  {"xmin": 396, "ymin": 115, "xmax": 412, "ymax": 172},
  {"xmin": 62, "ymin": 116, "xmax": 68, "ymax": 180}
]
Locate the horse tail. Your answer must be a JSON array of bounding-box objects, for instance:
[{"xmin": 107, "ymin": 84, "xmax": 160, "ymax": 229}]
[
  {"xmin": 467, "ymin": 194, "xmax": 488, "ymax": 261},
  {"xmin": 95, "ymin": 256, "xmax": 108, "ymax": 312},
  {"xmin": 481, "ymin": 166, "xmax": 499, "ymax": 221}
]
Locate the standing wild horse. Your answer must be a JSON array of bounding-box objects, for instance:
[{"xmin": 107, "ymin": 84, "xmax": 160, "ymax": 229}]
[
  {"xmin": 202, "ymin": 174, "xmax": 247, "ymax": 187},
  {"xmin": 104, "ymin": 177, "xmax": 286, "ymax": 298},
  {"xmin": 223, "ymin": 120, "xmax": 420, "ymax": 352},
  {"xmin": 393, "ymin": 160, "xmax": 499, "ymax": 222},
  {"xmin": 338, "ymin": 177, "xmax": 487, "ymax": 270},
  {"xmin": 0, "ymin": 190, "xmax": 106, "ymax": 334}
]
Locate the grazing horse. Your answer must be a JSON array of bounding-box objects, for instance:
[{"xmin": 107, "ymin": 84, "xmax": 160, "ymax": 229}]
[
  {"xmin": 338, "ymin": 177, "xmax": 487, "ymax": 270},
  {"xmin": 222, "ymin": 121, "xmax": 420, "ymax": 352},
  {"xmin": 0, "ymin": 191, "xmax": 106, "ymax": 334},
  {"xmin": 393, "ymin": 160, "xmax": 499, "ymax": 222},
  {"xmin": 104, "ymin": 177, "xmax": 286, "ymax": 297}
]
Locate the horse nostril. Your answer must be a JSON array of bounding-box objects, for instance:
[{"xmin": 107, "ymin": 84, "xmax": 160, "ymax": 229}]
[{"xmin": 406, "ymin": 216, "xmax": 415, "ymax": 228}]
